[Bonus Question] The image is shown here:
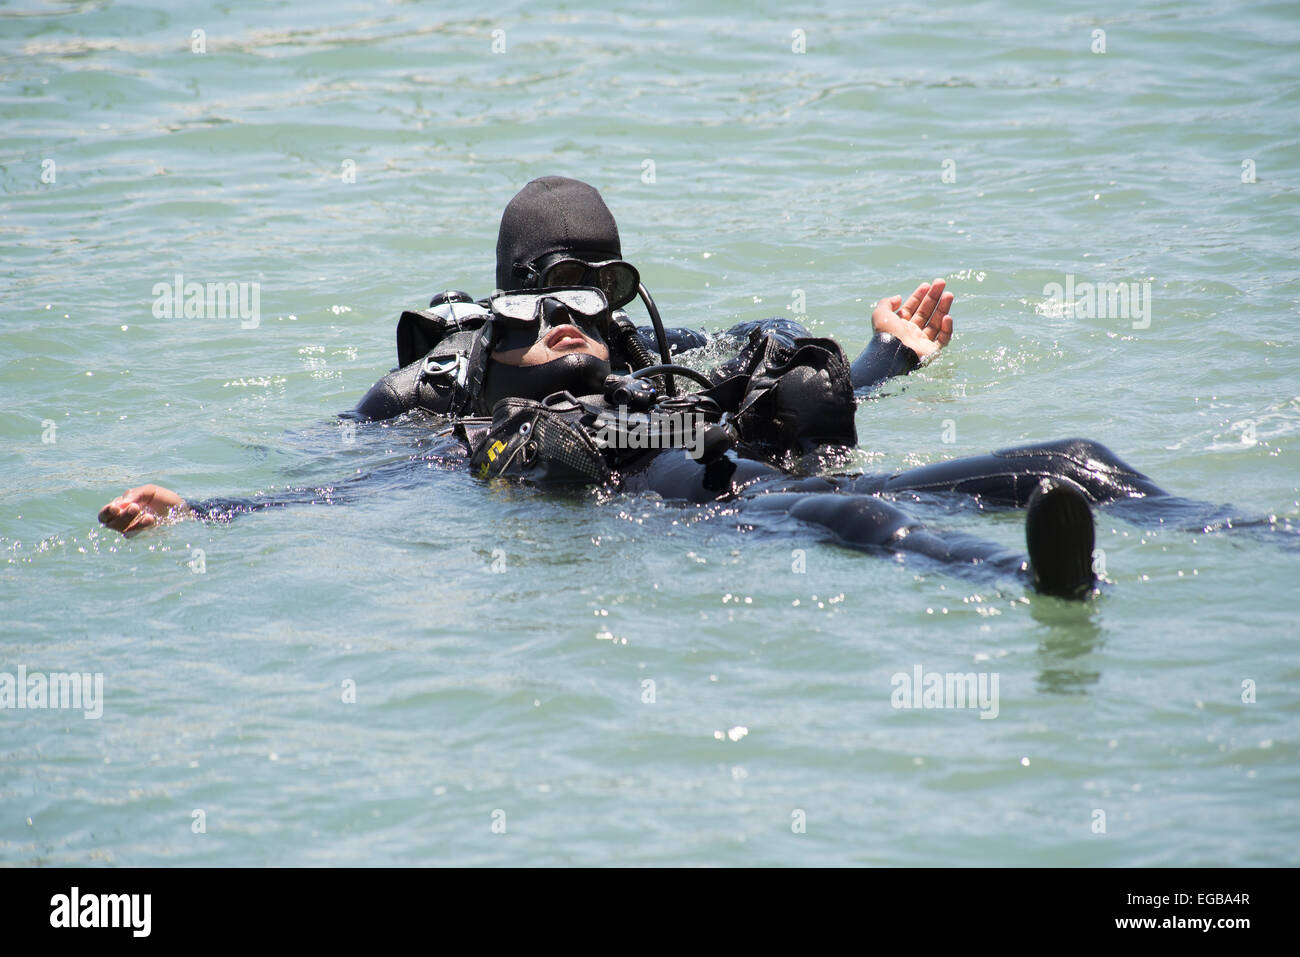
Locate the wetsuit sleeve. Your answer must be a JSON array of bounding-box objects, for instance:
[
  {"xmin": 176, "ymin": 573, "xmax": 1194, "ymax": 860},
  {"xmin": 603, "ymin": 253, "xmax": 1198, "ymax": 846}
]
[
  {"xmin": 849, "ymin": 332, "xmax": 921, "ymax": 393},
  {"xmin": 634, "ymin": 317, "xmax": 814, "ymax": 384},
  {"xmin": 704, "ymin": 318, "xmax": 813, "ymax": 383},
  {"xmin": 351, "ymin": 360, "xmax": 424, "ymax": 421},
  {"xmin": 634, "ymin": 326, "xmax": 709, "ymax": 357},
  {"xmin": 184, "ymin": 431, "xmax": 470, "ymax": 523},
  {"xmin": 716, "ymin": 318, "xmax": 809, "ymax": 347},
  {"xmin": 185, "ymin": 486, "xmax": 355, "ymax": 523},
  {"xmin": 635, "ymin": 318, "xmax": 811, "ymax": 360}
]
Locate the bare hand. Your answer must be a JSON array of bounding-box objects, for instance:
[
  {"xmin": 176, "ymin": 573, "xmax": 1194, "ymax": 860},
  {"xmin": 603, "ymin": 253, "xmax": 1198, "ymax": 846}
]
[
  {"xmin": 871, "ymin": 278, "xmax": 955, "ymax": 360},
  {"xmin": 98, "ymin": 484, "xmax": 189, "ymax": 537}
]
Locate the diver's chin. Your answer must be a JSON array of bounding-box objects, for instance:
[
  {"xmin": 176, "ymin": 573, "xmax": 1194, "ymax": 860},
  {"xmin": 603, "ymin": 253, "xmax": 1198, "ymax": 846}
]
[{"xmin": 480, "ymin": 352, "xmax": 611, "ymax": 411}]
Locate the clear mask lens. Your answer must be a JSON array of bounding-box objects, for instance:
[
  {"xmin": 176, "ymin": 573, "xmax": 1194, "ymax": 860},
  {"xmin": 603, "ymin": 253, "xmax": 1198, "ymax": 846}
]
[{"xmin": 492, "ymin": 287, "xmax": 608, "ymax": 321}]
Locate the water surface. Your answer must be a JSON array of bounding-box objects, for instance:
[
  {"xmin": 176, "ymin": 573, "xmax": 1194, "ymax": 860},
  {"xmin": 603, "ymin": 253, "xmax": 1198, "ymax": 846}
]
[{"xmin": 2, "ymin": 0, "xmax": 1298, "ymax": 866}]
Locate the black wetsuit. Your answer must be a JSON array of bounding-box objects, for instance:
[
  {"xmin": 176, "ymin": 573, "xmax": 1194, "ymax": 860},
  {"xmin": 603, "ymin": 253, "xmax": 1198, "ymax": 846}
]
[
  {"xmin": 355, "ymin": 312, "xmax": 1169, "ymax": 506},
  {"xmin": 188, "ymin": 316, "xmax": 1194, "ymax": 591}
]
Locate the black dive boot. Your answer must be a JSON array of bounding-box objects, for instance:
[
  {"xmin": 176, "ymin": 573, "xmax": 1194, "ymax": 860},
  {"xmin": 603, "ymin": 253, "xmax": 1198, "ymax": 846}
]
[{"xmin": 1025, "ymin": 479, "xmax": 1097, "ymax": 598}]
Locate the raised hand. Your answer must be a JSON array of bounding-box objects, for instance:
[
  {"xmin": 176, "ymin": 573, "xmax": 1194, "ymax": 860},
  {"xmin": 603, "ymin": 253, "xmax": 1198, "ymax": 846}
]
[
  {"xmin": 98, "ymin": 484, "xmax": 189, "ymax": 537},
  {"xmin": 871, "ymin": 278, "xmax": 955, "ymax": 360}
]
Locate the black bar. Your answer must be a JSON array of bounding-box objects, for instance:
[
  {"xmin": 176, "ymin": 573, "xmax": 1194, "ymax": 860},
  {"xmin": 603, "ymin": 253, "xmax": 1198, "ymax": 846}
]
[{"xmin": 0, "ymin": 867, "xmax": 1279, "ymax": 943}]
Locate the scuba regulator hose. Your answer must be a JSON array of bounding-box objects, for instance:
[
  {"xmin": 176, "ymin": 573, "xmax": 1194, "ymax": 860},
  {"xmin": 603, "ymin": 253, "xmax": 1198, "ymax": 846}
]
[
  {"xmin": 610, "ymin": 314, "xmax": 661, "ymax": 373},
  {"xmin": 636, "ymin": 282, "xmax": 677, "ymax": 397},
  {"xmin": 603, "ymin": 362, "xmax": 715, "ymax": 410},
  {"xmin": 628, "ymin": 364, "xmax": 714, "ymax": 390}
]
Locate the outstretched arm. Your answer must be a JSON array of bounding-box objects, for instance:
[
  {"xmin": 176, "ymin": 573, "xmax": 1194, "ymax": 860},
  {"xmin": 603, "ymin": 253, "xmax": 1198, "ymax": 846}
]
[
  {"xmin": 851, "ymin": 279, "xmax": 954, "ymax": 393},
  {"xmin": 97, "ymin": 483, "xmax": 328, "ymax": 535},
  {"xmin": 96, "ymin": 428, "xmax": 471, "ymax": 536},
  {"xmin": 633, "ymin": 281, "xmax": 953, "ymax": 394},
  {"xmin": 98, "ymin": 485, "xmax": 193, "ymax": 536},
  {"xmin": 99, "ymin": 480, "xmax": 368, "ymax": 535}
]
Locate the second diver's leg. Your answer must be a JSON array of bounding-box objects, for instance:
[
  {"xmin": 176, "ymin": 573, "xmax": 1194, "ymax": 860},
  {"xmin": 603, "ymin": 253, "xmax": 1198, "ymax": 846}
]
[
  {"xmin": 841, "ymin": 438, "xmax": 1287, "ymax": 537},
  {"xmin": 842, "ymin": 437, "xmax": 1169, "ymax": 507},
  {"xmin": 737, "ymin": 479, "xmax": 1097, "ymax": 597}
]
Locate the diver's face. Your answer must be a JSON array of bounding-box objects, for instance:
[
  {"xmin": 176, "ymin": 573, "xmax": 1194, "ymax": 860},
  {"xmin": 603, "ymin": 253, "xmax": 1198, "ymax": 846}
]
[
  {"xmin": 488, "ymin": 289, "xmax": 612, "ymax": 368},
  {"xmin": 491, "ymin": 324, "xmax": 609, "ymax": 367}
]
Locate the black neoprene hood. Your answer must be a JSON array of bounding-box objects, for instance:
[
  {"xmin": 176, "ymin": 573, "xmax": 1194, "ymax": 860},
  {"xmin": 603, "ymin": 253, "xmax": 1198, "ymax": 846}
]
[{"xmin": 495, "ymin": 176, "xmax": 622, "ymax": 292}]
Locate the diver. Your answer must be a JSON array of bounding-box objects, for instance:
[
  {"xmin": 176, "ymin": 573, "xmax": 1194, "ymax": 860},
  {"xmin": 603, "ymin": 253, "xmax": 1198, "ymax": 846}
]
[
  {"xmin": 99, "ymin": 176, "xmax": 1225, "ymax": 599},
  {"xmin": 348, "ymin": 175, "xmax": 955, "ymax": 422}
]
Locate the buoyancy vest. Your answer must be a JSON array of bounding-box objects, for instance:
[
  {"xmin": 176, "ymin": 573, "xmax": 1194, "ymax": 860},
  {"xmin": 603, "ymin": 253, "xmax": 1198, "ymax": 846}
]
[
  {"xmin": 394, "ymin": 296, "xmax": 496, "ymax": 417},
  {"xmin": 456, "ymin": 332, "xmax": 858, "ymax": 488},
  {"xmin": 458, "ymin": 387, "xmax": 734, "ymax": 486},
  {"xmin": 398, "ymin": 292, "xmax": 858, "ymax": 473}
]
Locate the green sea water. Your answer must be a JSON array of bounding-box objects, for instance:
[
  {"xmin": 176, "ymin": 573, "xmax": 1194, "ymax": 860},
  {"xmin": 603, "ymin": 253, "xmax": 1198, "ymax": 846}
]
[{"xmin": 2, "ymin": 0, "xmax": 1299, "ymax": 866}]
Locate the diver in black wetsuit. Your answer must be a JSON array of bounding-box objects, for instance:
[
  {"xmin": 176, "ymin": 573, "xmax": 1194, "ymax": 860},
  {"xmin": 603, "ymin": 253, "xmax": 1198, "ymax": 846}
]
[
  {"xmin": 99, "ymin": 175, "xmax": 1192, "ymax": 598},
  {"xmin": 349, "ymin": 175, "xmax": 958, "ymax": 423}
]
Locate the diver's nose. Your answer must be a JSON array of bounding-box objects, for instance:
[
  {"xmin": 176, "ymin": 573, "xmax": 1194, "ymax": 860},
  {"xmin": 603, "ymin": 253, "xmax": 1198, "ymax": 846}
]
[{"xmin": 538, "ymin": 296, "xmax": 573, "ymax": 327}]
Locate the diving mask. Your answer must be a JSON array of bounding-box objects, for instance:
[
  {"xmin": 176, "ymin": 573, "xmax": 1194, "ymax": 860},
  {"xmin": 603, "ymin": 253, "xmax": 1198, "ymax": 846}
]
[
  {"xmin": 522, "ymin": 254, "xmax": 640, "ymax": 310},
  {"xmin": 489, "ymin": 286, "xmax": 612, "ymax": 353}
]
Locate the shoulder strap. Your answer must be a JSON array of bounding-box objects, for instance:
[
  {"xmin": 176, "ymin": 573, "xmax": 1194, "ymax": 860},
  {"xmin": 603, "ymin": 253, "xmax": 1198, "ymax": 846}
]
[{"xmin": 413, "ymin": 325, "xmax": 495, "ymax": 418}]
